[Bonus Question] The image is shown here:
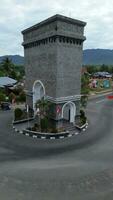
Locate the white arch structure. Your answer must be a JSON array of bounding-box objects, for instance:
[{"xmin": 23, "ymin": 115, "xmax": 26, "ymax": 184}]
[
  {"xmin": 32, "ymin": 80, "xmax": 45, "ymax": 111},
  {"xmin": 61, "ymin": 101, "xmax": 76, "ymax": 123}
]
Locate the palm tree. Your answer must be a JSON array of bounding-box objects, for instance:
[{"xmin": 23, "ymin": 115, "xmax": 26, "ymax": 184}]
[
  {"xmin": 1, "ymin": 57, "xmax": 14, "ymax": 76},
  {"xmin": 35, "ymin": 98, "xmax": 50, "ymax": 131},
  {"xmin": 35, "ymin": 98, "xmax": 49, "ymax": 119},
  {"xmin": 81, "ymin": 74, "xmax": 90, "ymax": 108}
]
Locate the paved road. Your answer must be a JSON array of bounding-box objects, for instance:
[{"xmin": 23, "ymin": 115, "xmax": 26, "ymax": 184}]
[{"xmin": 0, "ymin": 93, "xmax": 113, "ymax": 200}]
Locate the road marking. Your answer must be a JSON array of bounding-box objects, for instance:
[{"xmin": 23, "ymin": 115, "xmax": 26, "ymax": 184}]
[
  {"xmin": 41, "ymin": 136, "xmax": 46, "ymax": 139},
  {"xmin": 15, "ymin": 129, "xmax": 18, "ymax": 132},
  {"xmin": 20, "ymin": 131, "xmax": 23, "ymax": 134},
  {"xmin": 60, "ymin": 136, "xmax": 64, "ymax": 139},
  {"xmin": 75, "ymin": 132, "xmax": 79, "ymax": 135},
  {"xmin": 50, "ymin": 137, "xmax": 55, "ymax": 140},
  {"xmin": 96, "ymin": 99, "xmax": 107, "ymax": 104},
  {"xmin": 26, "ymin": 133, "xmax": 29, "ymax": 136},
  {"xmin": 83, "ymin": 128, "xmax": 86, "ymax": 131},
  {"xmin": 68, "ymin": 134, "xmax": 72, "ymax": 137},
  {"xmin": 33, "ymin": 135, "xmax": 37, "ymax": 138},
  {"xmin": 86, "ymin": 109, "xmax": 99, "ymax": 113}
]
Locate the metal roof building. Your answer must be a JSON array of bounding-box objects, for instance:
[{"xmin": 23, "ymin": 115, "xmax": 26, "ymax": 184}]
[{"xmin": 0, "ymin": 77, "xmax": 17, "ymax": 88}]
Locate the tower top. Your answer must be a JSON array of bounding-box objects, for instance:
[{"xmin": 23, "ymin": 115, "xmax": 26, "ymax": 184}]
[{"xmin": 22, "ymin": 14, "xmax": 86, "ymax": 34}]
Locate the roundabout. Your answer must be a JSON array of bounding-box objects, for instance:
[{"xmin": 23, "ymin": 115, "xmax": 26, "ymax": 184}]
[{"xmin": 0, "ymin": 93, "xmax": 113, "ymax": 200}]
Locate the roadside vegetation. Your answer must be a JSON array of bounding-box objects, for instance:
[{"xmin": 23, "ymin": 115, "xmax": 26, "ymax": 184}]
[
  {"xmin": 0, "ymin": 57, "xmax": 25, "ymax": 106},
  {"xmin": 0, "ymin": 57, "xmax": 25, "ymax": 81},
  {"xmin": 80, "ymin": 64, "xmax": 113, "ymax": 125},
  {"xmin": 81, "ymin": 64, "xmax": 113, "ymax": 107},
  {"xmin": 86, "ymin": 64, "xmax": 113, "ymax": 74}
]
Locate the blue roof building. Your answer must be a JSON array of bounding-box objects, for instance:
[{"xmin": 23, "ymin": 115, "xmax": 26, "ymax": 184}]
[{"xmin": 0, "ymin": 77, "xmax": 17, "ymax": 88}]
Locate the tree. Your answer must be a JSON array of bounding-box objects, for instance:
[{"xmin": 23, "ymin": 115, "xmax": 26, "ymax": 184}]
[
  {"xmin": 86, "ymin": 65, "xmax": 99, "ymax": 74},
  {"xmin": 35, "ymin": 98, "xmax": 49, "ymax": 119},
  {"xmin": 35, "ymin": 98, "xmax": 50, "ymax": 131},
  {"xmin": 81, "ymin": 74, "xmax": 90, "ymax": 108},
  {"xmin": 0, "ymin": 91, "xmax": 6, "ymax": 103},
  {"xmin": 100, "ymin": 64, "xmax": 109, "ymax": 72},
  {"xmin": 9, "ymin": 92, "xmax": 16, "ymax": 103},
  {"xmin": 1, "ymin": 57, "xmax": 14, "ymax": 76}
]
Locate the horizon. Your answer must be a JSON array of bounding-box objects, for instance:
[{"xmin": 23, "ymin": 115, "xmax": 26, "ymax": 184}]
[{"xmin": 0, "ymin": 48, "xmax": 113, "ymax": 57}]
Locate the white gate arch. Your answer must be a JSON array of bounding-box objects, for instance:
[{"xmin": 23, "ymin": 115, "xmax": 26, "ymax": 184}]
[
  {"xmin": 61, "ymin": 101, "xmax": 76, "ymax": 123},
  {"xmin": 32, "ymin": 80, "xmax": 45, "ymax": 112}
]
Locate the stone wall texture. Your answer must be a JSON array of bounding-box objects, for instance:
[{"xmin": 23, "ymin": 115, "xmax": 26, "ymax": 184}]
[{"xmin": 22, "ymin": 14, "xmax": 86, "ymax": 123}]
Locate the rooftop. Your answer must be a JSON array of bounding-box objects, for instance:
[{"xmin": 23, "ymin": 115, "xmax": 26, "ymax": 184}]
[
  {"xmin": 22, "ymin": 14, "xmax": 86, "ymax": 34},
  {"xmin": 0, "ymin": 77, "xmax": 17, "ymax": 88}
]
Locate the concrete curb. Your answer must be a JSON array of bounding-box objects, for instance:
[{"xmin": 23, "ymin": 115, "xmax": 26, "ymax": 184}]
[
  {"xmin": 88, "ymin": 91, "xmax": 113, "ymax": 100},
  {"xmin": 12, "ymin": 122, "xmax": 89, "ymax": 140},
  {"xmin": 13, "ymin": 117, "xmax": 34, "ymax": 125},
  {"xmin": 75, "ymin": 122, "xmax": 88, "ymax": 130}
]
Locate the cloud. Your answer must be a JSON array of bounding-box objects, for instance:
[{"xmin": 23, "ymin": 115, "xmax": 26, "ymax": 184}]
[{"xmin": 0, "ymin": 0, "xmax": 113, "ymax": 55}]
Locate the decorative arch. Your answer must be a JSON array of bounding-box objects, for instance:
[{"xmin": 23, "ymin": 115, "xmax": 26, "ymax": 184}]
[
  {"xmin": 61, "ymin": 101, "xmax": 76, "ymax": 123},
  {"xmin": 32, "ymin": 80, "xmax": 45, "ymax": 112}
]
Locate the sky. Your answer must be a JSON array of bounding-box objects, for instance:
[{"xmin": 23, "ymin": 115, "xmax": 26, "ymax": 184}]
[{"xmin": 0, "ymin": 0, "xmax": 113, "ymax": 56}]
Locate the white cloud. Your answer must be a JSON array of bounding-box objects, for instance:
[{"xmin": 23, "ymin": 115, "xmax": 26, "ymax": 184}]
[{"xmin": 0, "ymin": 0, "xmax": 113, "ymax": 55}]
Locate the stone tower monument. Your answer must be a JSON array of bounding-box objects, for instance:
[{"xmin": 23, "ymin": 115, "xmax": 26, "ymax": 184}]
[{"xmin": 22, "ymin": 14, "xmax": 86, "ymax": 129}]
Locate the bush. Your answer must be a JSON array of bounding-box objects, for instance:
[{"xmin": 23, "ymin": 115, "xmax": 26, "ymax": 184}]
[
  {"xmin": 0, "ymin": 92, "xmax": 6, "ymax": 102},
  {"xmin": 80, "ymin": 109, "xmax": 85, "ymax": 118},
  {"xmin": 80, "ymin": 109, "xmax": 87, "ymax": 125},
  {"xmin": 32, "ymin": 127, "xmax": 37, "ymax": 131},
  {"xmin": 14, "ymin": 108, "xmax": 23, "ymax": 121},
  {"xmin": 13, "ymin": 87, "xmax": 23, "ymax": 95},
  {"xmin": 40, "ymin": 117, "xmax": 49, "ymax": 131},
  {"xmin": 51, "ymin": 128, "xmax": 58, "ymax": 133},
  {"xmin": 19, "ymin": 91, "xmax": 26, "ymax": 102},
  {"xmin": 81, "ymin": 95, "xmax": 88, "ymax": 108},
  {"xmin": 9, "ymin": 92, "xmax": 16, "ymax": 102}
]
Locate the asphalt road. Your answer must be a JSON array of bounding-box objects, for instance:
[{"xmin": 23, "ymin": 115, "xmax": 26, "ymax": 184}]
[{"xmin": 0, "ymin": 93, "xmax": 113, "ymax": 200}]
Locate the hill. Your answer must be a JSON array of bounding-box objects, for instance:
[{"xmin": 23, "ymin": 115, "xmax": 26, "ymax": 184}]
[
  {"xmin": 0, "ymin": 55, "xmax": 24, "ymax": 65},
  {"xmin": 0, "ymin": 49, "xmax": 113, "ymax": 65},
  {"xmin": 83, "ymin": 49, "xmax": 113, "ymax": 65}
]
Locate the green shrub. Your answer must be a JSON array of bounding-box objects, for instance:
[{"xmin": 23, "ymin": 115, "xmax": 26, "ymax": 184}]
[
  {"xmin": 51, "ymin": 128, "xmax": 58, "ymax": 133},
  {"xmin": 13, "ymin": 87, "xmax": 23, "ymax": 95},
  {"xmin": 0, "ymin": 92, "xmax": 6, "ymax": 102},
  {"xmin": 32, "ymin": 127, "xmax": 37, "ymax": 131},
  {"xmin": 40, "ymin": 117, "xmax": 49, "ymax": 131},
  {"xmin": 80, "ymin": 109, "xmax": 87, "ymax": 125},
  {"xmin": 80, "ymin": 109, "xmax": 85, "ymax": 118},
  {"xmin": 19, "ymin": 91, "xmax": 26, "ymax": 102},
  {"xmin": 9, "ymin": 92, "xmax": 16, "ymax": 102},
  {"xmin": 14, "ymin": 108, "xmax": 23, "ymax": 120}
]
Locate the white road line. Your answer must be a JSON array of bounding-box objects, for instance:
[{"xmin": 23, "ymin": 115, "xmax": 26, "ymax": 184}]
[
  {"xmin": 50, "ymin": 137, "xmax": 55, "ymax": 140},
  {"xmin": 83, "ymin": 128, "xmax": 86, "ymax": 131},
  {"xmin": 68, "ymin": 134, "xmax": 72, "ymax": 137},
  {"xmin": 26, "ymin": 133, "xmax": 29, "ymax": 136},
  {"xmin": 75, "ymin": 132, "xmax": 79, "ymax": 135},
  {"xmin": 33, "ymin": 135, "xmax": 37, "ymax": 138},
  {"xmin": 86, "ymin": 125, "xmax": 88, "ymax": 128},
  {"xmin": 41, "ymin": 136, "xmax": 46, "ymax": 139},
  {"xmin": 20, "ymin": 131, "xmax": 23, "ymax": 134},
  {"xmin": 60, "ymin": 136, "xmax": 64, "ymax": 139},
  {"xmin": 96, "ymin": 99, "xmax": 107, "ymax": 104}
]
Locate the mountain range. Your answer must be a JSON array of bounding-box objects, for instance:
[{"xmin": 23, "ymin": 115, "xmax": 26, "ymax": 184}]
[
  {"xmin": 0, "ymin": 55, "xmax": 24, "ymax": 65},
  {"xmin": 83, "ymin": 49, "xmax": 113, "ymax": 65},
  {"xmin": 0, "ymin": 49, "xmax": 113, "ymax": 65}
]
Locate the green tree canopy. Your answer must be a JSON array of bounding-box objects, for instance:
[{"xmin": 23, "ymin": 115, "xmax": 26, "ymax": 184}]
[{"xmin": 1, "ymin": 57, "xmax": 14, "ymax": 75}]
